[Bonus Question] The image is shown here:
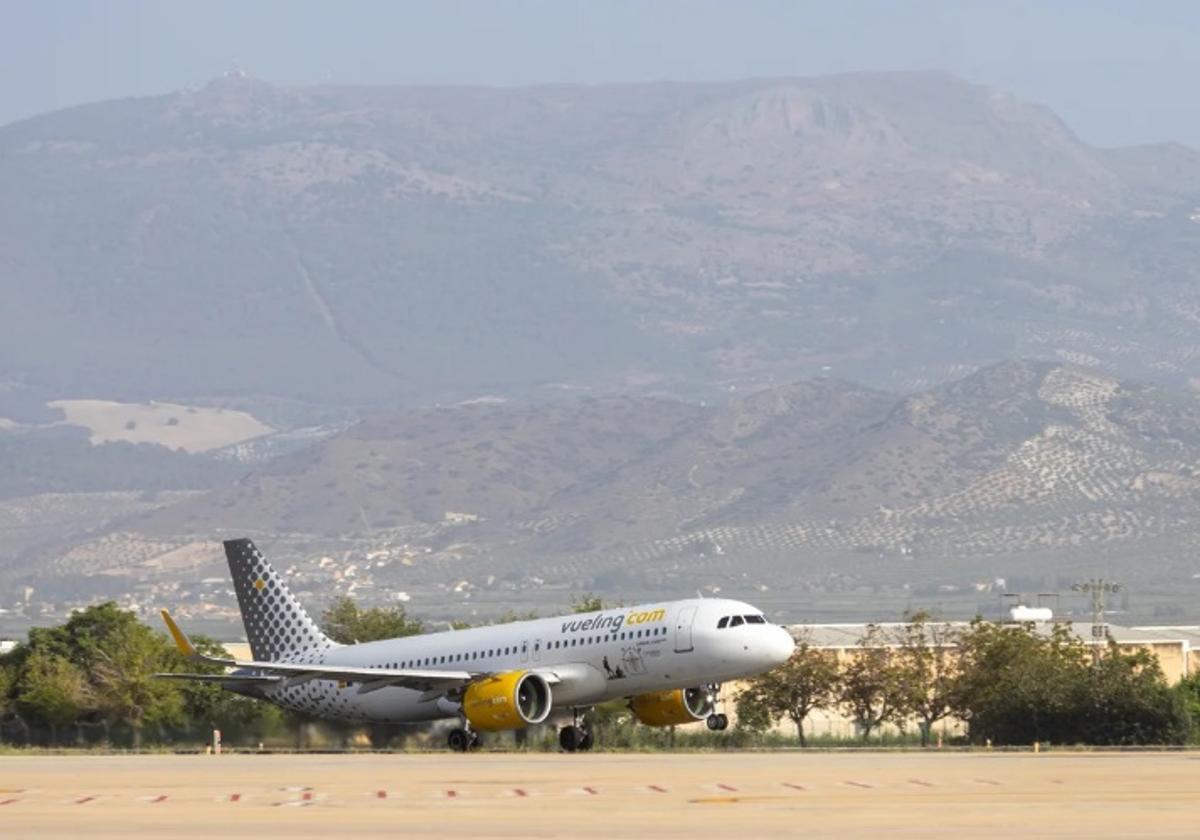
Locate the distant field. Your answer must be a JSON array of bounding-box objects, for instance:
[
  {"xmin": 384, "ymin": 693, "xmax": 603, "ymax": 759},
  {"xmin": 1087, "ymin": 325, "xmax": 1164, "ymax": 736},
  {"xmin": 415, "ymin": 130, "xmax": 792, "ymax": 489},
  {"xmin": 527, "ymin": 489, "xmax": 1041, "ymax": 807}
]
[{"xmin": 48, "ymin": 400, "xmax": 273, "ymax": 453}]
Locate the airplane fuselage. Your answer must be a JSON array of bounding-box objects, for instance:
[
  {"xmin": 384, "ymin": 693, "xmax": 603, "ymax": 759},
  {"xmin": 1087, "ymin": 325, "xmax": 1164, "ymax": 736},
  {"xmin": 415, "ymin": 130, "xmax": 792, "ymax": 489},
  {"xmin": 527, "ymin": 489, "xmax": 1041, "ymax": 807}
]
[{"xmin": 248, "ymin": 598, "xmax": 792, "ymax": 724}]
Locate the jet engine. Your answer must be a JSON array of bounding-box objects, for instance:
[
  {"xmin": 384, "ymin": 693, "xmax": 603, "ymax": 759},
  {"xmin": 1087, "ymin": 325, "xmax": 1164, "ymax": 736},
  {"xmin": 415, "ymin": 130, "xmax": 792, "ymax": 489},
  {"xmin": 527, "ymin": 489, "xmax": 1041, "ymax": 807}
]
[
  {"xmin": 629, "ymin": 687, "xmax": 713, "ymax": 727},
  {"xmin": 462, "ymin": 671, "xmax": 552, "ymax": 731}
]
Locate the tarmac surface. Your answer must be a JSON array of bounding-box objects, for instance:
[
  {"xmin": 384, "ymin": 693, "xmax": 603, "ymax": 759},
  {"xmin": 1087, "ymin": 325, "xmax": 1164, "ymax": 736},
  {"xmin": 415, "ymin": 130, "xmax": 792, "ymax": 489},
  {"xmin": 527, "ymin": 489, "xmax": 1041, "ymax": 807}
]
[{"xmin": 1, "ymin": 750, "xmax": 1197, "ymax": 838}]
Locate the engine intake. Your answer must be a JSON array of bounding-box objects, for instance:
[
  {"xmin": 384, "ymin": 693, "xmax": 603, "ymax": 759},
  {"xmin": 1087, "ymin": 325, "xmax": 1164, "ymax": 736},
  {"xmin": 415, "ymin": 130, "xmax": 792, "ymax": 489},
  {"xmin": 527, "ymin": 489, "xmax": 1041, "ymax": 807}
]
[
  {"xmin": 629, "ymin": 687, "xmax": 713, "ymax": 727},
  {"xmin": 462, "ymin": 671, "xmax": 552, "ymax": 731}
]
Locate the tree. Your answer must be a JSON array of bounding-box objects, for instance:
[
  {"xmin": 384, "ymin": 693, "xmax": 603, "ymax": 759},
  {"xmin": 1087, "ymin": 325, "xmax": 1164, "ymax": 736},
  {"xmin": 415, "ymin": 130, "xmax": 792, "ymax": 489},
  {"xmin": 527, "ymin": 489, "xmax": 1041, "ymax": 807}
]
[
  {"xmin": 895, "ymin": 611, "xmax": 959, "ymax": 746},
  {"xmin": 493, "ymin": 609, "xmax": 539, "ymax": 625},
  {"xmin": 26, "ymin": 601, "xmax": 142, "ymax": 667},
  {"xmin": 570, "ymin": 594, "xmax": 608, "ymax": 613},
  {"xmin": 1083, "ymin": 645, "xmax": 1189, "ymax": 745},
  {"xmin": 953, "ymin": 621, "xmax": 1189, "ymax": 746},
  {"xmin": 737, "ymin": 635, "xmax": 839, "ymax": 745},
  {"xmin": 1175, "ymin": 672, "xmax": 1200, "ymax": 745},
  {"xmin": 838, "ymin": 624, "xmax": 909, "ymax": 741},
  {"xmin": 0, "ymin": 659, "xmax": 29, "ymax": 743},
  {"xmin": 321, "ymin": 596, "xmax": 424, "ymax": 643},
  {"xmin": 733, "ymin": 690, "xmax": 774, "ymax": 735},
  {"xmin": 951, "ymin": 619, "xmax": 1089, "ymax": 745},
  {"xmin": 17, "ymin": 650, "xmax": 90, "ymax": 744},
  {"xmin": 91, "ymin": 622, "xmax": 183, "ymax": 748}
]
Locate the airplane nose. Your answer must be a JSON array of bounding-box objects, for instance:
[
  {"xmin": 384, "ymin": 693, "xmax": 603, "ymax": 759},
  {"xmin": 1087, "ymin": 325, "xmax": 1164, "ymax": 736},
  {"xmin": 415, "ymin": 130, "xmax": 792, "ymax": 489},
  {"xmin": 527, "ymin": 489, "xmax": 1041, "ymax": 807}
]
[{"xmin": 770, "ymin": 626, "xmax": 795, "ymax": 664}]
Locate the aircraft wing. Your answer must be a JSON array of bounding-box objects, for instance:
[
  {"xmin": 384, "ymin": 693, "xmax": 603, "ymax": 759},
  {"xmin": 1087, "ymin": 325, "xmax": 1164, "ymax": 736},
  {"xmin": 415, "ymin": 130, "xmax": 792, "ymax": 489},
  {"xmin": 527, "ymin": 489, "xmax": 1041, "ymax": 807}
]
[{"xmin": 158, "ymin": 609, "xmax": 478, "ymax": 696}]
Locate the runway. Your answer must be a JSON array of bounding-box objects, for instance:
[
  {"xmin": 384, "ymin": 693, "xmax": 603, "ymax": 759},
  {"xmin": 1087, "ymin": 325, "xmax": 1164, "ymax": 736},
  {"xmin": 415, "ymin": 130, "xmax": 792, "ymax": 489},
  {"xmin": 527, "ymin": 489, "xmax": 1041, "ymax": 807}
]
[{"xmin": 1, "ymin": 751, "xmax": 1196, "ymax": 838}]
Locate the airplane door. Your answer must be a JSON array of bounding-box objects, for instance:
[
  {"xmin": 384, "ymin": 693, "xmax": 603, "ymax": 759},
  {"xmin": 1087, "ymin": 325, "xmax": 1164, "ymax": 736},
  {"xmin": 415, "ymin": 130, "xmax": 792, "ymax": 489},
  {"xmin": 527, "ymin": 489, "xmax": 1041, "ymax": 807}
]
[{"xmin": 674, "ymin": 606, "xmax": 697, "ymax": 653}]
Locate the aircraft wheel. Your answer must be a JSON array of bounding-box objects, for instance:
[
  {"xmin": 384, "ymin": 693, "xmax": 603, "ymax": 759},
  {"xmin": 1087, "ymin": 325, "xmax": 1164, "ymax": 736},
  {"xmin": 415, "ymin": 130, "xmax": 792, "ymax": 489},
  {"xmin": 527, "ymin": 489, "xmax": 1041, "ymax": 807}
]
[
  {"xmin": 578, "ymin": 728, "xmax": 594, "ymax": 751},
  {"xmin": 559, "ymin": 725, "xmax": 581, "ymax": 753},
  {"xmin": 448, "ymin": 728, "xmax": 470, "ymax": 752},
  {"xmin": 715, "ymin": 713, "xmax": 729, "ymax": 731}
]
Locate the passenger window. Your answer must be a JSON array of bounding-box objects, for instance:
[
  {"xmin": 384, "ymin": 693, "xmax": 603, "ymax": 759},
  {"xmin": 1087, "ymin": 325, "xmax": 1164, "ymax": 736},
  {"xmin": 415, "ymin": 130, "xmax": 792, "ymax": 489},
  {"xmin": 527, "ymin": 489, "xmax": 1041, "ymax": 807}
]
[
  {"xmin": 718, "ymin": 617, "xmax": 729, "ymax": 629},
  {"xmin": 730, "ymin": 616, "xmax": 744, "ymax": 627}
]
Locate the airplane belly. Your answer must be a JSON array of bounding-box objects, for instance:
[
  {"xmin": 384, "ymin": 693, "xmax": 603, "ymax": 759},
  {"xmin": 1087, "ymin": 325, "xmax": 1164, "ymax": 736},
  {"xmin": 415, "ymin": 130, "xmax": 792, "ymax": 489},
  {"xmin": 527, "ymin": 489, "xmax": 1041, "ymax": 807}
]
[{"xmin": 267, "ymin": 680, "xmax": 439, "ymax": 724}]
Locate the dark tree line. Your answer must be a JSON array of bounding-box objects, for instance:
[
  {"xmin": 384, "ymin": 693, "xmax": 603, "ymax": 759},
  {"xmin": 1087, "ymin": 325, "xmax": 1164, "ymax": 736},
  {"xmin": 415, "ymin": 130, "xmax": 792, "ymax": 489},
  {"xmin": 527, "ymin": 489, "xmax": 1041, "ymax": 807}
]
[
  {"xmin": 0, "ymin": 595, "xmax": 575, "ymax": 749},
  {"xmin": 738, "ymin": 614, "xmax": 1193, "ymax": 746},
  {"xmin": 0, "ymin": 602, "xmax": 285, "ymax": 747}
]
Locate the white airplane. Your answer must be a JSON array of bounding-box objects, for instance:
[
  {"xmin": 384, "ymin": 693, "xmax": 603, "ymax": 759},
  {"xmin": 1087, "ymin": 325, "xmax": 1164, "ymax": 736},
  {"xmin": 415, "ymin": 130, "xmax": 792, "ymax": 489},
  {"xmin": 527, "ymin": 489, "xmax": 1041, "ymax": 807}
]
[{"xmin": 159, "ymin": 538, "xmax": 795, "ymax": 751}]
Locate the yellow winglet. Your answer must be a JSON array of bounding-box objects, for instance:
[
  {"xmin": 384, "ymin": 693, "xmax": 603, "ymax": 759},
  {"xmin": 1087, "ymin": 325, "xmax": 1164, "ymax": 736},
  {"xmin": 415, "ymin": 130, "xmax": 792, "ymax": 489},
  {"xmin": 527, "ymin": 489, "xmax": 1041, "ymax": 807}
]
[{"xmin": 160, "ymin": 609, "xmax": 196, "ymax": 657}]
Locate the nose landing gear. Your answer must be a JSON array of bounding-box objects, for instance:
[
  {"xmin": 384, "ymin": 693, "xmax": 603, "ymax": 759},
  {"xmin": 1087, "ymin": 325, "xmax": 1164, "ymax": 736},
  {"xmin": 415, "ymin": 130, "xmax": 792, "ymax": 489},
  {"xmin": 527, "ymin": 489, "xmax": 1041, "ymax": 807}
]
[{"xmin": 705, "ymin": 683, "xmax": 729, "ymax": 731}]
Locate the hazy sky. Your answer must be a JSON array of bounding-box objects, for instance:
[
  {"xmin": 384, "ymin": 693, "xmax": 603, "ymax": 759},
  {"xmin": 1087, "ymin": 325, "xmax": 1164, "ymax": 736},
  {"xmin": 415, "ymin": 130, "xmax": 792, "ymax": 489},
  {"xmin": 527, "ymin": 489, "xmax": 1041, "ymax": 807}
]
[{"xmin": 5, "ymin": 1, "xmax": 1200, "ymax": 149}]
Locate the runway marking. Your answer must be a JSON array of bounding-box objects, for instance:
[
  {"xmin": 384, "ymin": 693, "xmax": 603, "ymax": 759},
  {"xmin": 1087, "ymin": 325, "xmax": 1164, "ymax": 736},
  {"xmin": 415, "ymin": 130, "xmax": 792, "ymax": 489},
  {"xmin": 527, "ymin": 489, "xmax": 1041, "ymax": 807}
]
[
  {"xmin": 75, "ymin": 796, "xmax": 96, "ymax": 805},
  {"xmin": 781, "ymin": 783, "xmax": 807, "ymax": 791},
  {"xmin": 716, "ymin": 783, "xmax": 738, "ymax": 792},
  {"xmin": 228, "ymin": 793, "xmax": 241, "ymax": 802},
  {"xmin": 647, "ymin": 784, "xmax": 668, "ymax": 793},
  {"xmin": 844, "ymin": 781, "xmax": 873, "ymax": 789},
  {"xmin": 582, "ymin": 786, "xmax": 598, "ymax": 796},
  {"xmin": 511, "ymin": 788, "xmax": 528, "ymax": 798},
  {"xmin": 908, "ymin": 779, "xmax": 934, "ymax": 787},
  {"xmin": 375, "ymin": 790, "xmax": 387, "ymax": 799},
  {"xmin": 445, "ymin": 789, "xmax": 459, "ymax": 799},
  {"xmin": 301, "ymin": 791, "xmax": 314, "ymax": 802},
  {"xmin": 0, "ymin": 798, "xmax": 18, "ymax": 806}
]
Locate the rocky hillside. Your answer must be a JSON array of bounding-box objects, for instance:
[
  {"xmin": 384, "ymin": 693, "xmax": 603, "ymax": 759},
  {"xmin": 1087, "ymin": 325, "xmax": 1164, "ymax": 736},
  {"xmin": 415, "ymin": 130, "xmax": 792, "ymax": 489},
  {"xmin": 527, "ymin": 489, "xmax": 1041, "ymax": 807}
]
[{"xmin": 3, "ymin": 72, "xmax": 1200, "ymax": 411}]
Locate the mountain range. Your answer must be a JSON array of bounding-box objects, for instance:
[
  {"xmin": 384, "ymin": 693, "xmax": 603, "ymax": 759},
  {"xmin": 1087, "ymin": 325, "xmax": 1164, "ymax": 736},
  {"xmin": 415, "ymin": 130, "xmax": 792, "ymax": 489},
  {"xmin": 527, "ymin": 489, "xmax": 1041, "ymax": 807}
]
[
  {"xmin": 3, "ymin": 71, "xmax": 1200, "ymax": 414},
  {"xmin": 5, "ymin": 72, "xmax": 1200, "ymax": 626}
]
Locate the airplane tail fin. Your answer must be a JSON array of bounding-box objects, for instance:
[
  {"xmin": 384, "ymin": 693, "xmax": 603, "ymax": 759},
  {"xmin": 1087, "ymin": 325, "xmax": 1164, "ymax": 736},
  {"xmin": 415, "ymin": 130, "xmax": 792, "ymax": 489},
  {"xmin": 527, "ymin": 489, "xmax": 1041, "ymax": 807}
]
[{"xmin": 224, "ymin": 538, "xmax": 336, "ymax": 662}]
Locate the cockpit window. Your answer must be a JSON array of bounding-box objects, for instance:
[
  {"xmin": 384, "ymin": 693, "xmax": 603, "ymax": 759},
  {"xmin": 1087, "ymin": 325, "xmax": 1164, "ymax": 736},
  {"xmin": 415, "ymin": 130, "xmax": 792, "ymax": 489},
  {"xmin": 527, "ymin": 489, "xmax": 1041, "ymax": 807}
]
[
  {"xmin": 717, "ymin": 616, "xmax": 729, "ymax": 629},
  {"xmin": 730, "ymin": 616, "xmax": 745, "ymax": 627},
  {"xmin": 745, "ymin": 615, "xmax": 766, "ymax": 624}
]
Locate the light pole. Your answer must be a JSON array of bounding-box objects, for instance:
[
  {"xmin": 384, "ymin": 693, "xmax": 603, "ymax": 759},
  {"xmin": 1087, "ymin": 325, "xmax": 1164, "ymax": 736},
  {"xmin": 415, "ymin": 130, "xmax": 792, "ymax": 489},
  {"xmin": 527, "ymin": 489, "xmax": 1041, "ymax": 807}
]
[{"xmin": 1072, "ymin": 579, "xmax": 1119, "ymax": 666}]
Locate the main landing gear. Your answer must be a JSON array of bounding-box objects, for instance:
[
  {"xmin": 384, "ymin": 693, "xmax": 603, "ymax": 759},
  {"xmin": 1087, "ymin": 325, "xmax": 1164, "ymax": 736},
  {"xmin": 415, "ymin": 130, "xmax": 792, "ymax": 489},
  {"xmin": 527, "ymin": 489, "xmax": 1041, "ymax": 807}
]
[
  {"xmin": 559, "ymin": 708, "xmax": 594, "ymax": 753},
  {"xmin": 448, "ymin": 726, "xmax": 481, "ymax": 752}
]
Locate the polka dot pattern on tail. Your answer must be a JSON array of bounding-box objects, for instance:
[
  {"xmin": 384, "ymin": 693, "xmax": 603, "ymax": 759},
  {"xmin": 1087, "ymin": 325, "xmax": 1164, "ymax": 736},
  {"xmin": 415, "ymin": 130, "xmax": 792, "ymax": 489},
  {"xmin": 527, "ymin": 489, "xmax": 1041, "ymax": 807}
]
[{"xmin": 223, "ymin": 538, "xmax": 335, "ymax": 662}]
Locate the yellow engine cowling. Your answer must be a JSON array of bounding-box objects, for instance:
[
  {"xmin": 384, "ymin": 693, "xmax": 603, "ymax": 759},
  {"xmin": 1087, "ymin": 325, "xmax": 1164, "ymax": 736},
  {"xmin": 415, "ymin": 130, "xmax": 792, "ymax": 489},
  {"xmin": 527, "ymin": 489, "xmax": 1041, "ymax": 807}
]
[
  {"xmin": 462, "ymin": 671, "xmax": 552, "ymax": 731},
  {"xmin": 629, "ymin": 687, "xmax": 713, "ymax": 727}
]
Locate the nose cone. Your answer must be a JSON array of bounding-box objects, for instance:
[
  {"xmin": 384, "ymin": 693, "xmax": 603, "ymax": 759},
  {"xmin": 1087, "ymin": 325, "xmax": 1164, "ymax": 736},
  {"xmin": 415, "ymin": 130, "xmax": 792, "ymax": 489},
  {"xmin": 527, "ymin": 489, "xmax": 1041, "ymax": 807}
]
[{"xmin": 768, "ymin": 626, "xmax": 796, "ymax": 666}]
